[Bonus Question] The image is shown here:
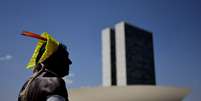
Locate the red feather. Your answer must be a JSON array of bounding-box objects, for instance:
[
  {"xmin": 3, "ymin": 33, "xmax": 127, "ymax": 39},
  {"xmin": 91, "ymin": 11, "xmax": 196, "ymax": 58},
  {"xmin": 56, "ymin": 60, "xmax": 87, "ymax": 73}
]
[{"xmin": 21, "ymin": 31, "xmax": 47, "ymax": 41}]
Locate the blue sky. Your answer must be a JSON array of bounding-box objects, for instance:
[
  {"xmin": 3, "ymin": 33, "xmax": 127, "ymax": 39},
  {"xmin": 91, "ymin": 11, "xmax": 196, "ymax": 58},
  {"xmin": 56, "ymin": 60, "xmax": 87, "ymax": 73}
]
[{"xmin": 0, "ymin": 0, "xmax": 200, "ymax": 100}]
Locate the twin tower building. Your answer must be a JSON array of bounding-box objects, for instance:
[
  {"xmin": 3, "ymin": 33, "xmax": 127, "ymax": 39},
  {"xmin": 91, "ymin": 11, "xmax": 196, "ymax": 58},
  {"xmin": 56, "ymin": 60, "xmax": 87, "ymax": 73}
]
[
  {"xmin": 102, "ymin": 22, "xmax": 156, "ymax": 86},
  {"xmin": 70, "ymin": 22, "xmax": 189, "ymax": 101}
]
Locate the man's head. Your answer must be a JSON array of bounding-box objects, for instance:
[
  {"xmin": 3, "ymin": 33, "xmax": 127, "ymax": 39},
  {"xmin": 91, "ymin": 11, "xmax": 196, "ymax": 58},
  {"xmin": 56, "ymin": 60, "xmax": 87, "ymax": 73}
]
[
  {"xmin": 34, "ymin": 43, "xmax": 72, "ymax": 77},
  {"xmin": 42, "ymin": 44, "xmax": 72, "ymax": 77}
]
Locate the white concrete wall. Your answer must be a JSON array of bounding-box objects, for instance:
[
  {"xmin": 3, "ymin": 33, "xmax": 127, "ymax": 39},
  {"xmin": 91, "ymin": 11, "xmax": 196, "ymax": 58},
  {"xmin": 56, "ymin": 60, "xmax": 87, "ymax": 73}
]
[
  {"xmin": 102, "ymin": 28, "xmax": 112, "ymax": 86},
  {"xmin": 115, "ymin": 22, "xmax": 127, "ymax": 86}
]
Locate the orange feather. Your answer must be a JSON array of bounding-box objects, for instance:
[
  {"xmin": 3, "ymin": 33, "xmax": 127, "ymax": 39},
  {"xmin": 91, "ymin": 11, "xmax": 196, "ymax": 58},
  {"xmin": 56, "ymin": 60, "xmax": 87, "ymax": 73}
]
[{"xmin": 21, "ymin": 31, "xmax": 47, "ymax": 41}]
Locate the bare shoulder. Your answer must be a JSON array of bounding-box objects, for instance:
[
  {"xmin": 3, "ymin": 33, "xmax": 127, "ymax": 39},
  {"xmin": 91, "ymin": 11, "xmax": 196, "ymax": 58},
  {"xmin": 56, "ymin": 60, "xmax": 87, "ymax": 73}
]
[{"xmin": 33, "ymin": 77, "xmax": 66, "ymax": 92}]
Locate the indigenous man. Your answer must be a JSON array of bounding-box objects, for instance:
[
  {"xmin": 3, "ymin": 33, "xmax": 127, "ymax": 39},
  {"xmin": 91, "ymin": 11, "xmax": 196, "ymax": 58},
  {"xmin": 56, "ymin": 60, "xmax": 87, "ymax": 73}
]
[{"xmin": 18, "ymin": 31, "xmax": 72, "ymax": 101}]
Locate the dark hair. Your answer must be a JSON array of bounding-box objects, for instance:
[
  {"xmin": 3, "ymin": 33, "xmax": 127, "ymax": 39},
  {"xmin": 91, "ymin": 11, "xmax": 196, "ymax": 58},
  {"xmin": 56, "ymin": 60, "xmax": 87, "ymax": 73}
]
[
  {"xmin": 33, "ymin": 43, "xmax": 46, "ymax": 73},
  {"xmin": 35, "ymin": 43, "xmax": 46, "ymax": 64}
]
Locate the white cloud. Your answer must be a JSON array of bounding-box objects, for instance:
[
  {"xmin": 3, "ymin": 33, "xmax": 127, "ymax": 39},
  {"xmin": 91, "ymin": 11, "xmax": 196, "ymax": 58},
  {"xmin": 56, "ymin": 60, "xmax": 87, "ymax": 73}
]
[{"xmin": 0, "ymin": 54, "xmax": 13, "ymax": 61}]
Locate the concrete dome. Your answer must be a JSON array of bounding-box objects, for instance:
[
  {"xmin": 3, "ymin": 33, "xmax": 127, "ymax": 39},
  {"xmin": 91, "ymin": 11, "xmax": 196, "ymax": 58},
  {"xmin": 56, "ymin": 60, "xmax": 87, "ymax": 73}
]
[{"xmin": 69, "ymin": 86, "xmax": 189, "ymax": 101}]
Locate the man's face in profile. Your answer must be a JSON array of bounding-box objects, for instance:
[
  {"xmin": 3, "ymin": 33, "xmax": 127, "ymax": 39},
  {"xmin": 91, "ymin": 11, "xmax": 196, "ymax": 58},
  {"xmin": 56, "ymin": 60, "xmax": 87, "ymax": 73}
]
[
  {"xmin": 43, "ymin": 44, "xmax": 72, "ymax": 77},
  {"xmin": 63, "ymin": 51, "xmax": 72, "ymax": 76}
]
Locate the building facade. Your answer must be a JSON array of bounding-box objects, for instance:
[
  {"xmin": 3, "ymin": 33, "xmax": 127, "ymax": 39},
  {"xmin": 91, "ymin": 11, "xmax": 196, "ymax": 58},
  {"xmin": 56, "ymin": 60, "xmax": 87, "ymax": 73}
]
[{"xmin": 102, "ymin": 22, "xmax": 156, "ymax": 86}]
